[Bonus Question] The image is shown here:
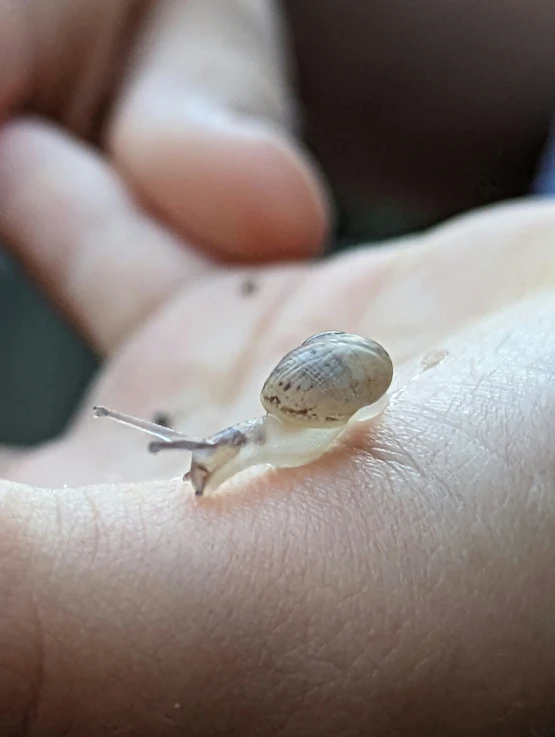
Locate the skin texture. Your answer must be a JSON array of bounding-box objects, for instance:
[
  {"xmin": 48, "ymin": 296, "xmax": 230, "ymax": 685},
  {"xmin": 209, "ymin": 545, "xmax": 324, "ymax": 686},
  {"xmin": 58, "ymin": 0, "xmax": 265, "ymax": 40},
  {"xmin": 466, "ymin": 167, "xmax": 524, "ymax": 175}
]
[
  {"xmin": 0, "ymin": 1, "xmax": 555, "ymax": 735},
  {"xmin": 1, "ymin": 200, "xmax": 555, "ymax": 736}
]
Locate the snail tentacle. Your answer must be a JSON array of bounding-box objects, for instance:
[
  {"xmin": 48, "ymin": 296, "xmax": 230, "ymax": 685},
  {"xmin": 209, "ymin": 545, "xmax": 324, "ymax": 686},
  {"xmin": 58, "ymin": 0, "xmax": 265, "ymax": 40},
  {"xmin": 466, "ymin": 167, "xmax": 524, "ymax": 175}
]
[{"xmin": 93, "ymin": 406, "xmax": 185, "ymax": 442}]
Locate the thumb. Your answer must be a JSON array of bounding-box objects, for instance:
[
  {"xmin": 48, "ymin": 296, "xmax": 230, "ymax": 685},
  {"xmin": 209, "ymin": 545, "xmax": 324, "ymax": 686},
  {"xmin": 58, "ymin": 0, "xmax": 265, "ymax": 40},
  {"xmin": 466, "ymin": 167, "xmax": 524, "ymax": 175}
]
[{"xmin": 107, "ymin": 0, "xmax": 330, "ymax": 263}]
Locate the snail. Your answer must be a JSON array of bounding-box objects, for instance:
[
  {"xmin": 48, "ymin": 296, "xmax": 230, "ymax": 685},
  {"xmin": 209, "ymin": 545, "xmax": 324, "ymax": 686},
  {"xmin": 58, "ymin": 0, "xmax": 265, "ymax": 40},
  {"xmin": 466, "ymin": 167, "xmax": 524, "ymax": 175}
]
[{"xmin": 93, "ymin": 331, "xmax": 393, "ymax": 496}]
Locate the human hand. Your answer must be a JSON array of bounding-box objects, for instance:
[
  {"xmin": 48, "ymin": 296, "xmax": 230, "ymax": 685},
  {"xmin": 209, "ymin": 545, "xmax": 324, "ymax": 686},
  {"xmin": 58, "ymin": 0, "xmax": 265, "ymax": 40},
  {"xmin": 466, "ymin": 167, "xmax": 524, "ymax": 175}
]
[
  {"xmin": 1, "ymin": 199, "xmax": 555, "ymax": 734},
  {"xmin": 3, "ymin": 2, "xmax": 555, "ymax": 733},
  {"xmin": 0, "ymin": 0, "xmax": 330, "ymax": 285}
]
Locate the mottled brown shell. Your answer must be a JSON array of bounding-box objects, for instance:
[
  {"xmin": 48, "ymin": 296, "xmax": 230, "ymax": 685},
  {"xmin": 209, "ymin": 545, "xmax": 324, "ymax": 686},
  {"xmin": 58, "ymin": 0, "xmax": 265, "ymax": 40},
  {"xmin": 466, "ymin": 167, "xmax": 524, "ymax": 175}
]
[{"xmin": 260, "ymin": 332, "xmax": 393, "ymax": 428}]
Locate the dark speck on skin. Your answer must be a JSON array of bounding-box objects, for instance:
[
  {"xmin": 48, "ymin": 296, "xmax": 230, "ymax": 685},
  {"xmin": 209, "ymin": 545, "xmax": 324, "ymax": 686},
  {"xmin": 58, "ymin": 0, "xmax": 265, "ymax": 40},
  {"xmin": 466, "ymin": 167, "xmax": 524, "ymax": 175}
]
[
  {"xmin": 240, "ymin": 277, "xmax": 259, "ymax": 297},
  {"xmin": 152, "ymin": 412, "xmax": 172, "ymax": 428}
]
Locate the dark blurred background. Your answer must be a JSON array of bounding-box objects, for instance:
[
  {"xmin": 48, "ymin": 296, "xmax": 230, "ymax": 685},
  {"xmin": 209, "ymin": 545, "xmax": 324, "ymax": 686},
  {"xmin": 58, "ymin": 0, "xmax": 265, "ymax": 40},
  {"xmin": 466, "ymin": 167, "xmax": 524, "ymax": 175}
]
[{"xmin": 0, "ymin": 251, "xmax": 98, "ymax": 445}]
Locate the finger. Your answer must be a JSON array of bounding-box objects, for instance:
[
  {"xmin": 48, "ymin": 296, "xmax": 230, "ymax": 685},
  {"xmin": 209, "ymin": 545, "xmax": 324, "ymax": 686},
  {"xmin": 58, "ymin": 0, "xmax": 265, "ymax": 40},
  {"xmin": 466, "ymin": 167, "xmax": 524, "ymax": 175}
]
[
  {"xmin": 108, "ymin": 0, "xmax": 330, "ymax": 263},
  {"xmin": 0, "ymin": 117, "xmax": 210, "ymax": 354}
]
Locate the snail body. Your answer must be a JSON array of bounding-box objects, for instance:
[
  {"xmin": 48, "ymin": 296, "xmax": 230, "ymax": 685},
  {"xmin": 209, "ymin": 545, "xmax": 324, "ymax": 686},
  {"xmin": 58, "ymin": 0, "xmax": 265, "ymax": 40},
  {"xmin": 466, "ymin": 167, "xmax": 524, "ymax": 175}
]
[{"xmin": 93, "ymin": 332, "xmax": 393, "ymax": 496}]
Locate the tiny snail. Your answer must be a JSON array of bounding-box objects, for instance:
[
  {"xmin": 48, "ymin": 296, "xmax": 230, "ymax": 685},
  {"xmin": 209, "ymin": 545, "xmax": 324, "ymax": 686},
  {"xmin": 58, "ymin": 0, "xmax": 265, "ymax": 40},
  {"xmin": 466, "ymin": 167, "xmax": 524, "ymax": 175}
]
[{"xmin": 93, "ymin": 331, "xmax": 393, "ymax": 496}]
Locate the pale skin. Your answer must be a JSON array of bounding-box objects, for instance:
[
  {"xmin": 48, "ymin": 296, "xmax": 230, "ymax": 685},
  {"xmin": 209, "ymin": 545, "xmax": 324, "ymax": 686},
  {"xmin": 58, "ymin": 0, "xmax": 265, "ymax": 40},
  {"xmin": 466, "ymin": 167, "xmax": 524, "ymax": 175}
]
[{"xmin": 1, "ymin": 1, "xmax": 555, "ymax": 735}]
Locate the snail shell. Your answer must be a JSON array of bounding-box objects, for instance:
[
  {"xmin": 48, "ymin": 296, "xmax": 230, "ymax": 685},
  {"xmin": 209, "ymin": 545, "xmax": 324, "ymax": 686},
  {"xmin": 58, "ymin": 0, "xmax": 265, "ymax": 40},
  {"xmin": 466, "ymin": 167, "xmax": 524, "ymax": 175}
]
[{"xmin": 260, "ymin": 331, "xmax": 393, "ymax": 428}]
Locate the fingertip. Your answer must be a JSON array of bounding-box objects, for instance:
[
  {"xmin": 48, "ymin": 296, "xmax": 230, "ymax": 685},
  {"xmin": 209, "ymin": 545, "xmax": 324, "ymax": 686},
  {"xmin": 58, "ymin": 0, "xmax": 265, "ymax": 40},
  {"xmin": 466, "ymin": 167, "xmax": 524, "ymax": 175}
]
[
  {"xmin": 194, "ymin": 123, "xmax": 331, "ymax": 262},
  {"xmin": 225, "ymin": 123, "xmax": 331, "ymax": 261},
  {"xmin": 109, "ymin": 103, "xmax": 331, "ymax": 263}
]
